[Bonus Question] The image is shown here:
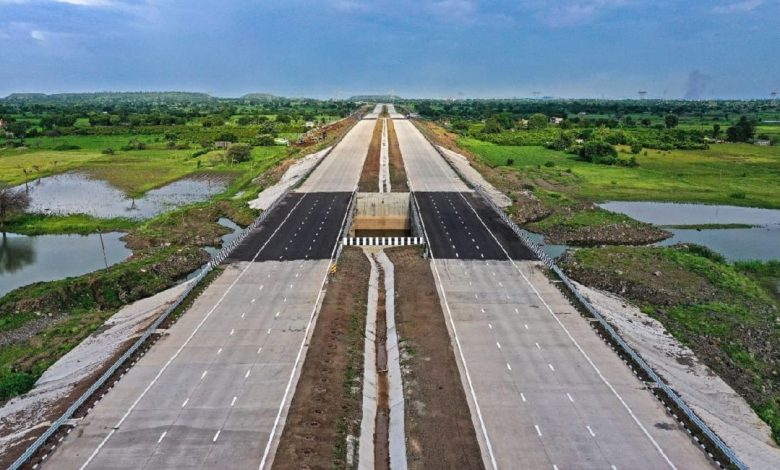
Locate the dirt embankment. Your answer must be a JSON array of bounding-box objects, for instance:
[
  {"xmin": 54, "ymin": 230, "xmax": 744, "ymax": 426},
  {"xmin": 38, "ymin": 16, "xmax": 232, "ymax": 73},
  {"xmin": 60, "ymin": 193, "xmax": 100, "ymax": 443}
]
[
  {"xmin": 359, "ymin": 118, "xmax": 383, "ymax": 192},
  {"xmin": 273, "ymin": 247, "xmax": 370, "ymax": 469},
  {"xmin": 559, "ymin": 245, "xmax": 780, "ymax": 443},
  {"xmin": 386, "ymin": 119, "xmax": 409, "ymax": 192},
  {"xmin": 386, "ymin": 247, "xmax": 484, "ymax": 470}
]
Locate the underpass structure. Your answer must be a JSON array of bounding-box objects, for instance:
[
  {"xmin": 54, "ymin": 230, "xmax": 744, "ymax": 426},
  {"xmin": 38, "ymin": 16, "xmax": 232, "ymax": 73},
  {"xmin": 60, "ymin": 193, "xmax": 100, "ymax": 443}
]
[
  {"xmin": 395, "ymin": 118, "xmax": 713, "ymax": 469},
  {"xmin": 46, "ymin": 115, "xmax": 372, "ymax": 470}
]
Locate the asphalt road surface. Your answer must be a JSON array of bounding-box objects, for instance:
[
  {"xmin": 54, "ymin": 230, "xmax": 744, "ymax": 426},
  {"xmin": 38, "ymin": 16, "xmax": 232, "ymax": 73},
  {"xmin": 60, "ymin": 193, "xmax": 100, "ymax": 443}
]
[
  {"xmin": 228, "ymin": 192, "xmax": 351, "ymax": 262},
  {"xmin": 297, "ymin": 119, "xmax": 372, "ymax": 192},
  {"xmin": 431, "ymin": 258, "xmax": 713, "ymax": 469},
  {"xmin": 415, "ymin": 192, "xmax": 534, "ymax": 260},
  {"xmin": 393, "ymin": 118, "xmax": 470, "ymax": 192}
]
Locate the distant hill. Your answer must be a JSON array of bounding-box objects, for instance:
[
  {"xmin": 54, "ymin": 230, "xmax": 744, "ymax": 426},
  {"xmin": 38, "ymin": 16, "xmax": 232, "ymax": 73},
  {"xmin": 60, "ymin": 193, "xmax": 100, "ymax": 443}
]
[
  {"xmin": 348, "ymin": 95, "xmax": 402, "ymax": 102},
  {"xmin": 2, "ymin": 91, "xmax": 215, "ymax": 104},
  {"xmin": 240, "ymin": 93, "xmax": 278, "ymax": 102}
]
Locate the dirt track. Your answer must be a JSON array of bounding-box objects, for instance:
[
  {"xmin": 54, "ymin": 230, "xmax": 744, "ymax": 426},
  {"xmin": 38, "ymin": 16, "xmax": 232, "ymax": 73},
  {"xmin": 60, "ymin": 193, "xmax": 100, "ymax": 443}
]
[
  {"xmin": 358, "ymin": 119, "xmax": 382, "ymax": 192},
  {"xmin": 387, "ymin": 119, "xmax": 409, "ymax": 192},
  {"xmin": 386, "ymin": 247, "xmax": 484, "ymax": 470},
  {"xmin": 273, "ymin": 248, "xmax": 370, "ymax": 469}
]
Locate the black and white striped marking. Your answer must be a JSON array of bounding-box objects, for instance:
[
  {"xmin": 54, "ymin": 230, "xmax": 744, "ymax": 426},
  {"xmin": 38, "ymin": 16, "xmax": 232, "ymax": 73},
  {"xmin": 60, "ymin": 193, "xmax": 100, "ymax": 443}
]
[{"xmin": 343, "ymin": 237, "xmax": 424, "ymax": 247}]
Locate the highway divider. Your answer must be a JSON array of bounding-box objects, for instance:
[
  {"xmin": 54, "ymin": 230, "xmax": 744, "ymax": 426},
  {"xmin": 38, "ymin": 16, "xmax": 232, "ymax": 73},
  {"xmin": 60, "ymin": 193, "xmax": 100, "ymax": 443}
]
[{"xmin": 473, "ymin": 184, "xmax": 747, "ymax": 470}]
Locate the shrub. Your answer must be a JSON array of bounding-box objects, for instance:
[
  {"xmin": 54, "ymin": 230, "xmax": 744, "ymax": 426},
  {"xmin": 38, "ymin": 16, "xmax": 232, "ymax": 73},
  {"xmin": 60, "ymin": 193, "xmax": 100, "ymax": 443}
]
[
  {"xmin": 578, "ymin": 140, "xmax": 617, "ymax": 165},
  {"xmin": 226, "ymin": 143, "xmax": 252, "ymax": 163},
  {"xmin": 54, "ymin": 144, "xmax": 80, "ymax": 151},
  {"xmin": 544, "ymin": 161, "xmax": 555, "ymax": 167},
  {"xmin": 506, "ymin": 158, "xmax": 515, "ymax": 166},
  {"xmin": 101, "ymin": 147, "xmax": 115, "ymax": 155},
  {"xmin": 0, "ymin": 372, "xmax": 36, "ymax": 400}
]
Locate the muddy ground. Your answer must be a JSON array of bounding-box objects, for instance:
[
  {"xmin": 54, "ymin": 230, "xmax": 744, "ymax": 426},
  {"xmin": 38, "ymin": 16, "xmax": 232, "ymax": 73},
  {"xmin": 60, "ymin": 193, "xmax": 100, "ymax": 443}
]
[
  {"xmin": 273, "ymin": 247, "xmax": 370, "ymax": 469},
  {"xmin": 358, "ymin": 119, "xmax": 382, "ymax": 192},
  {"xmin": 387, "ymin": 119, "xmax": 409, "ymax": 192},
  {"xmin": 386, "ymin": 247, "xmax": 484, "ymax": 470}
]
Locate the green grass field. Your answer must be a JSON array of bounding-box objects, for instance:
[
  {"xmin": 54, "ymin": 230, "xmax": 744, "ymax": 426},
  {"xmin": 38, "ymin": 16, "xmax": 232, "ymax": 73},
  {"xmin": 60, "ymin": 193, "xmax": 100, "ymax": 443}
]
[
  {"xmin": 459, "ymin": 138, "xmax": 780, "ymax": 208},
  {"xmin": 1, "ymin": 134, "xmax": 289, "ymax": 196}
]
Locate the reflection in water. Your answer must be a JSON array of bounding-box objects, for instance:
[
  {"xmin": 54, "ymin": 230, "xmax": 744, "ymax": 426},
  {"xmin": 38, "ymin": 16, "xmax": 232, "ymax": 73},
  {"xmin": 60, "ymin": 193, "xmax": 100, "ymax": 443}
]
[
  {"xmin": 19, "ymin": 173, "xmax": 228, "ymax": 220},
  {"xmin": 0, "ymin": 232, "xmax": 36, "ymax": 274},
  {"xmin": 0, "ymin": 232, "xmax": 131, "ymax": 298}
]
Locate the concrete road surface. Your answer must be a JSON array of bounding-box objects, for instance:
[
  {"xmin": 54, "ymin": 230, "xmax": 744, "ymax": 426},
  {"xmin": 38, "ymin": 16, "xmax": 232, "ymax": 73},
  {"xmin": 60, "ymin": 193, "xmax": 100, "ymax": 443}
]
[
  {"xmin": 431, "ymin": 258, "xmax": 713, "ymax": 469},
  {"xmin": 386, "ymin": 104, "xmax": 405, "ymax": 119},
  {"xmin": 48, "ymin": 259, "xmax": 331, "ymax": 470},
  {"xmin": 46, "ymin": 105, "xmax": 368, "ymax": 470},
  {"xmin": 393, "ymin": 119, "xmax": 470, "ymax": 192},
  {"xmin": 400, "ymin": 115, "xmax": 712, "ymax": 468},
  {"xmin": 364, "ymin": 103, "xmax": 383, "ymax": 119},
  {"xmin": 297, "ymin": 119, "xmax": 372, "ymax": 192}
]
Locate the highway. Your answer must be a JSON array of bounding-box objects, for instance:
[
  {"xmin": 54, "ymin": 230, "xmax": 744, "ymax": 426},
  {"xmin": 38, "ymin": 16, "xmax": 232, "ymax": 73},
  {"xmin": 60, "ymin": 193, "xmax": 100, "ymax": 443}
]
[
  {"xmin": 396, "ymin": 117, "xmax": 714, "ymax": 469},
  {"xmin": 393, "ymin": 119, "xmax": 470, "ymax": 192},
  {"xmin": 46, "ymin": 118, "xmax": 370, "ymax": 469},
  {"xmin": 297, "ymin": 119, "xmax": 372, "ymax": 192}
]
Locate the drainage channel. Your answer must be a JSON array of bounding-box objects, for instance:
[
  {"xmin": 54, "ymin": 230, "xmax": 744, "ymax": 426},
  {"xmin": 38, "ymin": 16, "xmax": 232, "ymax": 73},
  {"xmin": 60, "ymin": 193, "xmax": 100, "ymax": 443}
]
[{"xmin": 360, "ymin": 248, "xmax": 407, "ymax": 470}]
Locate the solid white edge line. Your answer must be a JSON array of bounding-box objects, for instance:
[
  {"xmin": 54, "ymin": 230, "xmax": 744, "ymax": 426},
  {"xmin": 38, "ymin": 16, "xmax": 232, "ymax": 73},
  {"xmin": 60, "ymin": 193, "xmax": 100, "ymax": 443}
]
[
  {"xmin": 457, "ymin": 191, "xmax": 677, "ymax": 470},
  {"xmin": 258, "ymin": 191, "xmax": 354, "ymax": 470},
  {"xmin": 413, "ymin": 192, "xmax": 499, "ymax": 470},
  {"xmin": 78, "ymin": 192, "xmax": 311, "ymax": 470}
]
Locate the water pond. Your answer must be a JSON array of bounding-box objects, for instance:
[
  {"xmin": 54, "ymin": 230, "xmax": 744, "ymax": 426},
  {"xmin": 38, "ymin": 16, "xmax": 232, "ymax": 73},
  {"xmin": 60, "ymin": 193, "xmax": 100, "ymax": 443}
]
[
  {"xmin": 0, "ymin": 231, "xmax": 132, "ymax": 298},
  {"xmin": 21, "ymin": 172, "xmax": 228, "ymax": 219},
  {"xmin": 539, "ymin": 201, "xmax": 780, "ymax": 262}
]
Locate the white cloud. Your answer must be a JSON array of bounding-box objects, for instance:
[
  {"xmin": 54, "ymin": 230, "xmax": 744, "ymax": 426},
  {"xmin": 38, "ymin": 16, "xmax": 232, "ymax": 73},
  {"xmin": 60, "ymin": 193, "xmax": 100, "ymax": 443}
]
[
  {"xmin": 712, "ymin": 0, "xmax": 765, "ymax": 13},
  {"xmin": 527, "ymin": 0, "xmax": 629, "ymax": 27}
]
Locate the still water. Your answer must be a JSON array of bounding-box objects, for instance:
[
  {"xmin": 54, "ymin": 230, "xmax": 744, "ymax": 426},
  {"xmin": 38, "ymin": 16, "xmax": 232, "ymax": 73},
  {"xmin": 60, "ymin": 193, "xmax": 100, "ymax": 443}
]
[
  {"xmin": 0, "ymin": 232, "xmax": 132, "ymax": 298},
  {"xmin": 22, "ymin": 173, "xmax": 228, "ymax": 219}
]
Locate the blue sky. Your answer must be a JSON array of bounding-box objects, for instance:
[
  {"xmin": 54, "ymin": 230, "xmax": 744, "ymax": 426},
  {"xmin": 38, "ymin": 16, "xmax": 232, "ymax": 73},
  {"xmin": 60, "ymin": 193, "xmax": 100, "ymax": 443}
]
[{"xmin": 0, "ymin": 0, "xmax": 778, "ymax": 99}]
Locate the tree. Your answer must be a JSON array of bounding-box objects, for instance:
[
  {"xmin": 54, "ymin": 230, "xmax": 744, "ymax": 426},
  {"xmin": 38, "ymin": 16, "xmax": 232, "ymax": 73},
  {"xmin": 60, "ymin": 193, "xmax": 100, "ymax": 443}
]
[
  {"xmin": 578, "ymin": 141, "xmax": 617, "ymax": 164},
  {"xmin": 664, "ymin": 114, "xmax": 679, "ymax": 129},
  {"xmin": 254, "ymin": 134, "xmax": 275, "ymax": 146},
  {"xmin": 712, "ymin": 124, "xmax": 721, "ymax": 138},
  {"xmin": 630, "ymin": 142, "xmax": 642, "ymax": 154},
  {"xmin": 528, "ymin": 113, "xmax": 548, "ymax": 130},
  {"xmin": 482, "ymin": 117, "xmax": 501, "ymax": 134},
  {"xmin": 726, "ymin": 116, "xmax": 756, "ymax": 143},
  {"xmin": 275, "ymin": 114, "xmax": 291, "ymax": 124},
  {"xmin": 226, "ymin": 143, "xmax": 252, "ymax": 164},
  {"xmin": 0, "ymin": 186, "xmax": 31, "ymax": 229}
]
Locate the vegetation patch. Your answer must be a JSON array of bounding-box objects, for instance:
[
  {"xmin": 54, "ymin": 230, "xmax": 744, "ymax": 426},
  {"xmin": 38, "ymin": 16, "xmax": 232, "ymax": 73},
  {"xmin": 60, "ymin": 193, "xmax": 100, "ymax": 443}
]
[
  {"xmin": 559, "ymin": 245, "xmax": 780, "ymax": 442},
  {"xmin": 0, "ymin": 246, "xmax": 208, "ymax": 401}
]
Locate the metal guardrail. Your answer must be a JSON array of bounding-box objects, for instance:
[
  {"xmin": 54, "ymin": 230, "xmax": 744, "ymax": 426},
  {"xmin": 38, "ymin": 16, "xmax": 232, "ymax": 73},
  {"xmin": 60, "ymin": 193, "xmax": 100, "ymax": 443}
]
[{"xmin": 472, "ymin": 185, "xmax": 747, "ymax": 470}]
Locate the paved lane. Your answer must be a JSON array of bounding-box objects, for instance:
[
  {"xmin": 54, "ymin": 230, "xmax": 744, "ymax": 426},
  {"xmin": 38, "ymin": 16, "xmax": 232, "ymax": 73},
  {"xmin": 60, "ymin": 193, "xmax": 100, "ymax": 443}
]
[
  {"xmin": 49, "ymin": 259, "xmax": 331, "ymax": 470},
  {"xmin": 431, "ymin": 258, "xmax": 712, "ymax": 470},
  {"xmin": 415, "ymin": 192, "xmax": 534, "ymax": 260},
  {"xmin": 393, "ymin": 119, "xmax": 470, "ymax": 192},
  {"xmin": 298, "ymin": 119, "xmax": 373, "ymax": 193}
]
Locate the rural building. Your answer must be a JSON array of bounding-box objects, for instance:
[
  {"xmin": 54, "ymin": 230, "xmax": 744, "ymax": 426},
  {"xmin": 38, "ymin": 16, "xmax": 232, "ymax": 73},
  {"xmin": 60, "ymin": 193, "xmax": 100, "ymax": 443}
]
[
  {"xmin": 549, "ymin": 117, "xmax": 564, "ymax": 125},
  {"xmin": 274, "ymin": 137, "xmax": 290, "ymax": 146},
  {"xmin": 213, "ymin": 141, "xmax": 232, "ymax": 149},
  {"xmin": 305, "ymin": 121, "xmax": 315, "ymax": 128},
  {"xmin": 0, "ymin": 119, "xmax": 6, "ymax": 128},
  {"xmin": 754, "ymin": 139, "xmax": 771, "ymax": 146}
]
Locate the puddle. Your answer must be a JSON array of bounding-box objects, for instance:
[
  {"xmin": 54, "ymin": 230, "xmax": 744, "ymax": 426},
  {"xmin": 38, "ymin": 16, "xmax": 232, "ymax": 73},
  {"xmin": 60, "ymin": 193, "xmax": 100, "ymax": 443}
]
[
  {"xmin": 20, "ymin": 172, "xmax": 228, "ymax": 219},
  {"xmin": 0, "ymin": 232, "xmax": 131, "ymax": 298}
]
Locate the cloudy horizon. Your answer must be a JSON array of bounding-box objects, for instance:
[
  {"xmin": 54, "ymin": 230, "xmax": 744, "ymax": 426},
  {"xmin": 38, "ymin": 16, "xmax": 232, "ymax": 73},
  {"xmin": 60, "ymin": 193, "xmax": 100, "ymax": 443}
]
[{"xmin": 1, "ymin": 0, "xmax": 778, "ymax": 99}]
